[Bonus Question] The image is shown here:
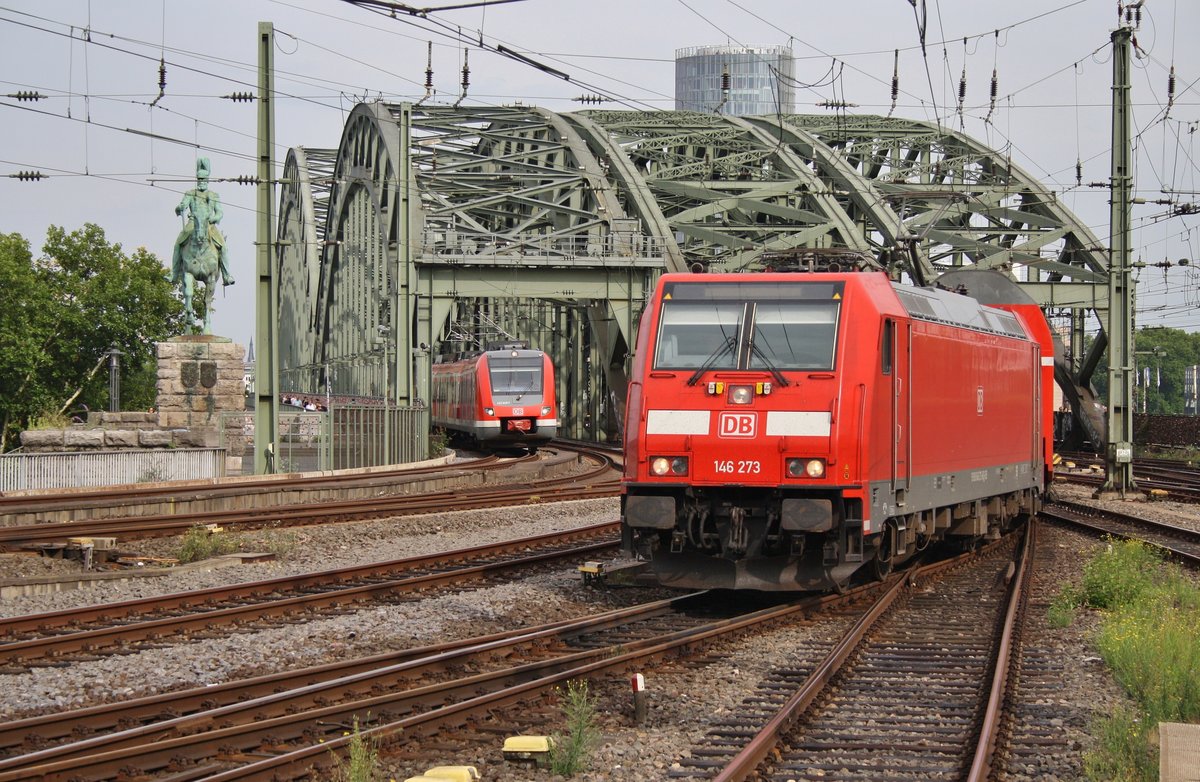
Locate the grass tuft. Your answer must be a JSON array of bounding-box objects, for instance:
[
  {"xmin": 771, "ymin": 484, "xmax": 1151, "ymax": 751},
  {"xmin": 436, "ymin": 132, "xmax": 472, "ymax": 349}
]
[
  {"xmin": 1079, "ymin": 538, "xmax": 1200, "ymax": 781},
  {"xmin": 329, "ymin": 716, "xmax": 381, "ymax": 782},
  {"xmin": 176, "ymin": 525, "xmax": 239, "ymax": 563},
  {"xmin": 549, "ymin": 679, "xmax": 601, "ymax": 776}
]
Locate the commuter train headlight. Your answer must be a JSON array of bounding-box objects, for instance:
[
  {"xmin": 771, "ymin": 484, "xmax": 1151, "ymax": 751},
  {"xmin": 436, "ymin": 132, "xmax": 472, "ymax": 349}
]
[
  {"xmin": 650, "ymin": 456, "xmax": 688, "ymax": 476},
  {"xmin": 728, "ymin": 385, "xmax": 754, "ymax": 405},
  {"xmin": 484, "ymin": 407, "xmax": 494, "ymax": 416},
  {"xmin": 541, "ymin": 406, "xmax": 551, "ymax": 415},
  {"xmin": 787, "ymin": 458, "xmax": 826, "ymax": 478}
]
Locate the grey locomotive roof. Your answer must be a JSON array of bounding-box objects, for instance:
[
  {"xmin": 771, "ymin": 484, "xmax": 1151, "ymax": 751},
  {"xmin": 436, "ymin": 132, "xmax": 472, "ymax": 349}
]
[{"xmin": 893, "ymin": 285, "xmax": 1027, "ymax": 339}]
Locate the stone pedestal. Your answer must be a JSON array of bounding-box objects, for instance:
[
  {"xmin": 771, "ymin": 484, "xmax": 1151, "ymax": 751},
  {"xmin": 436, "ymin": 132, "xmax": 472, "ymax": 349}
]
[{"xmin": 156, "ymin": 336, "xmax": 250, "ymax": 472}]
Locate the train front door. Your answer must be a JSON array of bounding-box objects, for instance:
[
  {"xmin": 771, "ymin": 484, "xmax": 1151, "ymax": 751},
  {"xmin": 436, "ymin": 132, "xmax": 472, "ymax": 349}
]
[{"xmin": 890, "ymin": 319, "xmax": 911, "ymax": 497}]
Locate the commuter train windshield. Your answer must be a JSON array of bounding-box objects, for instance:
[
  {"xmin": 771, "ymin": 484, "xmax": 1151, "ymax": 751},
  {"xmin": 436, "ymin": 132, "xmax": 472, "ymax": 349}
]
[
  {"xmin": 488, "ymin": 355, "xmax": 544, "ymax": 402},
  {"xmin": 653, "ymin": 281, "xmax": 843, "ymax": 371}
]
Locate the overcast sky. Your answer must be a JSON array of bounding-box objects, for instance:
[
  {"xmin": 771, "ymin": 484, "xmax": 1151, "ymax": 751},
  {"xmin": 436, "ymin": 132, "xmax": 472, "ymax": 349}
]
[{"xmin": 2, "ymin": 0, "xmax": 1198, "ymax": 348}]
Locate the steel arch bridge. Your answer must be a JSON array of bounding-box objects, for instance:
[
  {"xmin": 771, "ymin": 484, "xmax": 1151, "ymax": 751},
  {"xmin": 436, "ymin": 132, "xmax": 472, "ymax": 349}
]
[{"xmin": 276, "ymin": 104, "xmax": 1111, "ymax": 444}]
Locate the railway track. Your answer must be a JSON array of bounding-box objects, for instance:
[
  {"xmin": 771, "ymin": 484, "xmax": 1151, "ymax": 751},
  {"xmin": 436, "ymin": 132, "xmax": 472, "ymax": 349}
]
[
  {"xmin": 0, "ymin": 453, "xmax": 514, "ymax": 520},
  {"xmin": 3, "ymin": 516, "xmax": 1144, "ymax": 781},
  {"xmin": 0, "ymin": 524, "xmax": 619, "ymax": 671},
  {"xmin": 0, "ymin": 447, "xmax": 620, "ymax": 548},
  {"xmin": 670, "ymin": 530, "xmax": 1031, "ymax": 781},
  {"xmin": 1056, "ymin": 452, "xmax": 1200, "ymax": 502},
  {"xmin": 1041, "ymin": 499, "xmax": 1200, "ymax": 567},
  {"xmin": 0, "ymin": 587, "xmax": 866, "ymax": 781}
]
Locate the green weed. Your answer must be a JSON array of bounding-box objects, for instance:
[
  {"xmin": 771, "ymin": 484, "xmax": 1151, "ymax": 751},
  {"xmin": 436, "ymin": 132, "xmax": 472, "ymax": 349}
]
[
  {"xmin": 1080, "ymin": 537, "xmax": 1161, "ymax": 609},
  {"xmin": 428, "ymin": 427, "xmax": 449, "ymax": 457},
  {"xmin": 1081, "ymin": 539, "xmax": 1200, "ymax": 781},
  {"xmin": 1083, "ymin": 706, "xmax": 1156, "ymax": 782},
  {"xmin": 329, "ymin": 716, "xmax": 381, "ymax": 782},
  {"xmin": 176, "ymin": 525, "xmax": 239, "ymax": 563},
  {"xmin": 548, "ymin": 679, "xmax": 601, "ymax": 776},
  {"xmin": 1046, "ymin": 583, "xmax": 1082, "ymax": 628}
]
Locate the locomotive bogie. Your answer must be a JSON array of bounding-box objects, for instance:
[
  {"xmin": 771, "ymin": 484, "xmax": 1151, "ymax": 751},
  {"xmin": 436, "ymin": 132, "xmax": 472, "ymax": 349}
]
[{"xmin": 621, "ymin": 271, "xmax": 1055, "ymax": 591}]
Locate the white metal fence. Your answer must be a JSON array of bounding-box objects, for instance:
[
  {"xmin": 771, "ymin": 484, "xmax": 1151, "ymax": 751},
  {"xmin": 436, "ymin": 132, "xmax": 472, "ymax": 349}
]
[{"xmin": 0, "ymin": 448, "xmax": 226, "ymax": 492}]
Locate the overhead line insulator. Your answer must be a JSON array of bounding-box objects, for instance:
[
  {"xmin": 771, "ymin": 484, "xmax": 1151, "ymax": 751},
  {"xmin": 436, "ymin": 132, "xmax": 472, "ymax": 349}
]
[
  {"xmin": 7, "ymin": 91, "xmax": 45, "ymax": 102},
  {"xmin": 223, "ymin": 92, "xmax": 257, "ymax": 102},
  {"xmin": 9, "ymin": 170, "xmax": 46, "ymax": 181}
]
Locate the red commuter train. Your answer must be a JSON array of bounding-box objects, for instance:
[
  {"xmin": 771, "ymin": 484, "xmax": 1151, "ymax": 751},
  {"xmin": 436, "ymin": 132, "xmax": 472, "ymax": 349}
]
[
  {"xmin": 430, "ymin": 342, "xmax": 558, "ymax": 449},
  {"xmin": 621, "ymin": 270, "xmax": 1055, "ymax": 591}
]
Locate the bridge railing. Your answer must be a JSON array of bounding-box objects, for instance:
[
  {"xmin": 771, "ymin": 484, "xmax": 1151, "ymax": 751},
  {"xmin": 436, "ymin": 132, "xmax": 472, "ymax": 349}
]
[{"xmin": 0, "ymin": 448, "xmax": 226, "ymax": 492}]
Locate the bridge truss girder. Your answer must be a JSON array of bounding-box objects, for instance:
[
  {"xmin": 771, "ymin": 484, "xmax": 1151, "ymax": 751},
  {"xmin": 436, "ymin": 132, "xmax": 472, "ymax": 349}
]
[{"xmin": 276, "ymin": 106, "xmax": 1117, "ymax": 445}]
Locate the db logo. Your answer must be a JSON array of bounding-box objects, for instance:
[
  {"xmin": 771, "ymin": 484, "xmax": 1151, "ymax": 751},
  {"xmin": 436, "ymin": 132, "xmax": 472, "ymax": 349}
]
[{"xmin": 718, "ymin": 412, "xmax": 758, "ymax": 438}]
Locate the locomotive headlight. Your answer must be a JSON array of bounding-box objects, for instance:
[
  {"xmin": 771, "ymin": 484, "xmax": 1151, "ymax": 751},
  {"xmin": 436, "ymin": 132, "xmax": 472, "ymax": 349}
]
[
  {"xmin": 650, "ymin": 456, "xmax": 688, "ymax": 476},
  {"xmin": 728, "ymin": 385, "xmax": 754, "ymax": 405},
  {"xmin": 787, "ymin": 458, "xmax": 826, "ymax": 478},
  {"xmin": 484, "ymin": 407, "xmax": 494, "ymax": 416}
]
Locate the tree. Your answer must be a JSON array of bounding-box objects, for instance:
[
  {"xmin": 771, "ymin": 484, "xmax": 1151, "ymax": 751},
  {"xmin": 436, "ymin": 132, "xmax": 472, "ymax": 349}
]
[
  {"xmin": 1086, "ymin": 326, "xmax": 1200, "ymax": 415},
  {"xmin": 0, "ymin": 224, "xmax": 187, "ymax": 450},
  {"xmin": 1131, "ymin": 327, "xmax": 1200, "ymax": 414}
]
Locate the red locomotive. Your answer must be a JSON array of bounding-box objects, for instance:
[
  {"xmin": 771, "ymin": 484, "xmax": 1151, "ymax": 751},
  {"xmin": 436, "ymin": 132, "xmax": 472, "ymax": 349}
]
[
  {"xmin": 621, "ymin": 270, "xmax": 1055, "ymax": 591},
  {"xmin": 430, "ymin": 342, "xmax": 558, "ymax": 449}
]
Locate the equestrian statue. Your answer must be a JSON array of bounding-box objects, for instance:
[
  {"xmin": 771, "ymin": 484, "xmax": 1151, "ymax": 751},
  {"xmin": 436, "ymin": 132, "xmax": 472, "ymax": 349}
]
[{"xmin": 170, "ymin": 157, "xmax": 235, "ymax": 334}]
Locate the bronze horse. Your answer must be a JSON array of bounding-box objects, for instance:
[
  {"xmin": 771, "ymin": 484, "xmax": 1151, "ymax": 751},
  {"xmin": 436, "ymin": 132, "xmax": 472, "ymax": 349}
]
[{"xmin": 170, "ymin": 158, "xmax": 234, "ymax": 334}]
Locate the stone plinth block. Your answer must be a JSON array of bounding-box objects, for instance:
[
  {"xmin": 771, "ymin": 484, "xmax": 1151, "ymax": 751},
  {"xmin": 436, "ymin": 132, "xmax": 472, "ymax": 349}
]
[
  {"xmin": 64, "ymin": 429, "xmax": 105, "ymax": 449},
  {"xmin": 103, "ymin": 430, "xmax": 139, "ymax": 448},
  {"xmin": 176, "ymin": 428, "xmax": 220, "ymax": 448},
  {"xmin": 138, "ymin": 430, "xmax": 173, "ymax": 448},
  {"xmin": 19, "ymin": 430, "xmax": 64, "ymax": 449},
  {"xmin": 155, "ymin": 336, "xmax": 247, "ymax": 430}
]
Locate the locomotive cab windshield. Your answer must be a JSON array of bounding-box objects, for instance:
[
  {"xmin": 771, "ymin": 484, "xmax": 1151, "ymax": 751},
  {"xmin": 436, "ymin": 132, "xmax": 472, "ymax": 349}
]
[
  {"xmin": 488, "ymin": 355, "xmax": 544, "ymax": 403},
  {"xmin": 654, "ymin": 280, "xmax": 843, "ymax": 374}
]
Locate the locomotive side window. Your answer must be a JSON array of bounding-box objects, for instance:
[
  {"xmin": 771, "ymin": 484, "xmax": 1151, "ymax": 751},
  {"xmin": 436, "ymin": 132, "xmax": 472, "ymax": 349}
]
[
  {"xmin": 489, "ymin": 356, "xmax": 544, "ymax": 402},
  {"xmin": 750, "ymin": 302, "xmax": 838, "ymax": 370},
  {"xmin": 882, "ymin": 319, "xmax": 894, "ymax": 375},
  {"xmin": 654, "ymin": 302, "xmax": 743, "ymax": 369}
]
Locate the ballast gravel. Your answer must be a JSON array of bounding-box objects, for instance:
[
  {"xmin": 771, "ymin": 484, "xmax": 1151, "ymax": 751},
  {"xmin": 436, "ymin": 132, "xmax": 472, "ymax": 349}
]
[{"xmin": 0, "ymin": 476, "xmax": 1190, "ymax": 780}]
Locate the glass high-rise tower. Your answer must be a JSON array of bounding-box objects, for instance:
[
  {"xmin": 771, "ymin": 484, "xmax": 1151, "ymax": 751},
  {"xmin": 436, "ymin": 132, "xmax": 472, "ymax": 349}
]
[{"xmin": 675, "ymin": 45, "xmax": 795, "ymax": 116}]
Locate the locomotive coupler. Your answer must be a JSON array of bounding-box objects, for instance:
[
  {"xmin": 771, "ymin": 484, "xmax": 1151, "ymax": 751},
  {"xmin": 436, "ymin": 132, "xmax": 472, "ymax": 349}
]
[{"xmin": 727, "ymin": 507, "xmax": 748, "ymax": 555}]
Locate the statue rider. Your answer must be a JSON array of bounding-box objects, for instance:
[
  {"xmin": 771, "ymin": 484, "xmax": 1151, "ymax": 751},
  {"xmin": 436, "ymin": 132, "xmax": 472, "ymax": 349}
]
[{"xmin": 170, "ymin": 157, "xmax": 235, "ymax": 286}]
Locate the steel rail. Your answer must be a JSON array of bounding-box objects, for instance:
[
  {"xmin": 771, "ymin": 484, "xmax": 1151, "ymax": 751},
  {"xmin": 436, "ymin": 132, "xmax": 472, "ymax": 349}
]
[
  {"xmin": 0, "ymin": 461, "xmax": 619, "ymax": 547},
  {"xmin": 967, "ymin": 520, "xmax": 1036, "ymax": 780},
  {"xmin": 0, "ymin": 592, "xmax": 702, "ymax": 755},
  {"xmin": 1041, "ymin": 502, "xmax": 1200, "ymax": 567},
  {"xmin": 0, "ymin": 525, "xmax": 619, "ymax": 667},
  {"xmin": 0, "ymin": 522, "xmax": 619, "ymax": 636},
  {"xmin": 709, "ymin": 533, "xmax": 1027, "ymax": 782},
  {"xmin": 0, "ymin": 593, "xmax": 704, "ymax": 771},
  {"xmin": 0, "ymin": 454, "xmax": 509, "ymax": 516},
  {"xmin": 0, "ymin": 589, "xmax": 862, "ymax": 781}
]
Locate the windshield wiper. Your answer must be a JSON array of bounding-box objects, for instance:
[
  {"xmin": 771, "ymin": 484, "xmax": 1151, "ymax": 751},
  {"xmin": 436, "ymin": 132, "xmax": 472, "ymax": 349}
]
[
  {"xmin": 686, "ymin": 336, "xmax": 738, "ymax": 386},
  {"xmin": 749, "ymin": 341, "xmax": 790, "ymax": 387}
]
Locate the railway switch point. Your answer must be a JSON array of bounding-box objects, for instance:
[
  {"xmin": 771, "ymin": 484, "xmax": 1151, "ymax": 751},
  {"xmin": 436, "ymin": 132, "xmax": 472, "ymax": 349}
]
[{"xmin": 502, "ymin": 735, "xmax": 554, "ymax": 767}]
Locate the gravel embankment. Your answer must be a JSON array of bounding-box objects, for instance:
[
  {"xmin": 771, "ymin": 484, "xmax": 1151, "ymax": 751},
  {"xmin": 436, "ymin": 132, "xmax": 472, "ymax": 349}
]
[{"xmin": 1, "ymin": 475, "xmax": 1191, "ymax": 780}]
